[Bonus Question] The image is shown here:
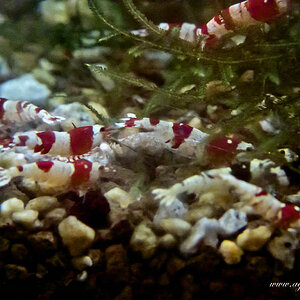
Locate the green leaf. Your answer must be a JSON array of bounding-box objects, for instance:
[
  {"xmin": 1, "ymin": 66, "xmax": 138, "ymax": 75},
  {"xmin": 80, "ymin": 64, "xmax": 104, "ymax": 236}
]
[
  {"xmin": 98, "ymin": 32, "xmax": 120, "ymax": 43},
  {"xmin": 266, "ymin": 72, "xmax": 280, "ymax": 85}
]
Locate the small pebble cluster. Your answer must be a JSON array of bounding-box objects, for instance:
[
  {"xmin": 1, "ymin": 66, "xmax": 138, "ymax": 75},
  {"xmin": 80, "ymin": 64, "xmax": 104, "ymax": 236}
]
[{"xmin": 0, "ymin": 183, "xmax": 299, "ymax": 299}]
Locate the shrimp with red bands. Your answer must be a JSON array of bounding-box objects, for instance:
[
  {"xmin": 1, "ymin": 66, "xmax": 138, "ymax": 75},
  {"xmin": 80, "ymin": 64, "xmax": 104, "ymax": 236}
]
[
  {"xmin": 131, "ymin": 0, "xmax": 290, "ymax": 49},
  {"xmin": 7, "ymin": 125, "xmax": 107, "ymax": 156},
  {"xmin": 0, "ymin": 159, "xmax": 106, "ymax": 192},
  {"xmin": 116, "ymin": 116, "xmax": 208, "ymax": 155},
  {"xmin": 0, "ymin": 98, "xmax": 64, "ymax": 125}
]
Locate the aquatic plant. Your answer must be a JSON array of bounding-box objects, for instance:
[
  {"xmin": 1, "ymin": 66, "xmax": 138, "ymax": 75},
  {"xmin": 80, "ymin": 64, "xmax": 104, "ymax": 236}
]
[{"xmin": 87, "ymin": 0, "xmax": 300, "ymax": 165}]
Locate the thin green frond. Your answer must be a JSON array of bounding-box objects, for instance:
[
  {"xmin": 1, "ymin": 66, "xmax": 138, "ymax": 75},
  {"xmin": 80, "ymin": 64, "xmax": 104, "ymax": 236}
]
[
  {"xmin": 84, "ymin": 103, "xmax": 110, "ymax": 125},
  {"xmin": 98, "ymin": 32, "xmax": 121, "ymax": 43},
  {"xmin": 87, "ymin": 63, "xmax": 158, "ymax": 90},
  {"xmin": 87, "ymin": 64, "xmax": 203, "ymax": 103},
  {"xmin": 123, "ymin": 0, "xmax": 163, "ymax": 36}
]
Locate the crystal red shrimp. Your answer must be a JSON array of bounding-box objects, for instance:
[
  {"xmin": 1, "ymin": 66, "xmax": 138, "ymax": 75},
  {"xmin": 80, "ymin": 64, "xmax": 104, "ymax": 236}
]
[
  {"xmin": 131, "ymin": 0, "xmax": 290, "ymax": 49},
  {"xmin": 5, "ymin": 125, "xmax": 107, "ymax": 156},
  {"xmin": 116, "ymin": 116, "xmax": 208, "ymax": 150},
  {"xmin": 0, "ymin": 159, "xmax": 104, "ymax": 190},
  {"xmin": 116, "ymin": 116, "xmax": 255, "ymax": 159},
  {"xmin": 0, "ymin": 98, "xmax": 64, "ymax": 125}
]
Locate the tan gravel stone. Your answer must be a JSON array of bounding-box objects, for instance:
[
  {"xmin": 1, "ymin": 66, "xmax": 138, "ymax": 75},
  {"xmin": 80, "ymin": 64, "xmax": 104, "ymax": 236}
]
[{"xmin": 58, "ymin": 216, "xmax": 95, "ymax": 256}]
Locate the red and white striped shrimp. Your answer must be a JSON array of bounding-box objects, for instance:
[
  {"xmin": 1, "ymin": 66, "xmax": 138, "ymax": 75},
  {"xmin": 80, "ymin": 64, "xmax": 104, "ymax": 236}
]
[
  {"xmin": 0, "ymin": 98, "xmax": 64, "ymax": 125},
  {"xmin": 0, "ymin": 159, "xmax": 105, "ymax": 191},
  {"xmin": 116, "ymin": 116, "xmax": 254, "ymax": 159},
  {"xmin": 7, "ymin": 125, "xmax": 107, "ymax": 156},
  {"xmin": 131, "ymin": 0, "xmax": 290, "ymax": 49},
  {"xmin": 116, "ymin": 115, "xmax": 208, "ymax": 151}
]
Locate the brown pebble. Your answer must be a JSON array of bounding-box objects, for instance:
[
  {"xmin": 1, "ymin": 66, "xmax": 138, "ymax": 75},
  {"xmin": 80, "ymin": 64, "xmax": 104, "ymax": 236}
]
[
  {"xmin": 28, "ymin": 231, "xmax": 57, "ymax": 253},
  {"xmin": 246, "ymin": 256, "xmax": 270, "ymax": 281},
  {"xmin": 45, "ymin": 252, "xmax": 67, "ymax": 269},
  {"xmin": 166, "ymin": 256, "xmax": 186, "ymax": 276},
  {"xmin": 105, "ymin": 244, "xmax": 129, "ymax": 284},
  {"xmin": 36, "ymin": 263, "xmax": 48, "ymax": 279},
  {"xmin": 88, "ymin": 249, "xmax": 103, "ymax": 266},
  {"xmin": 180, "ymin": 273, "xmax": 195, "ymax": 300},
  {"xmin": 95, "ymin": 228, "xmax": 113, "ymax": 245},
  {"xmin": 43, "ymin": 207, "xmax": 66, "ymax": 228},
  {"xmin": 158, "ymin": 273, "xmax": 170, "ymax": 286},
  {"xmin": 11, "ymin": 243, "xmax": 28, "ymax": 261},
  {"xmin": 187, "ymin": 247, "xmax": 221, "ymax": 274},
  {"xmin": 113, "ymin": 285, "xmax": 133, "ymax": 300},
  {"xmin": 149, "ymin": 251, "xmax": 168, "ymax": 272},
  {"xmin": 209, "ymin": 280, "xmax": 226, "ymax": 294},
  {"xmin": 5, "ymin": 264, "xmax": 28, "ymax": 280},
  {"xmin": 0, "ymin": 236, "xmax": 10, "ymax": 254}
]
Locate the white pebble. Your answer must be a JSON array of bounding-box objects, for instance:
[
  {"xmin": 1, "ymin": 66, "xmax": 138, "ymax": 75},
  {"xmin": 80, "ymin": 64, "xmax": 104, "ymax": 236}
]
[
  {"xmin": 58, "ymin": 216, "xmax": 95, "ymax": 256},
  {"xmin": 25, "ymin": 196, "xmax": 58, "ymax": 214},
  {"xmin": 159, "ymin": 218, "xmax": 191, "ymax": 238},
  {"xmin": 219, "ymin": 209, "xmax": 247, "ymax": 236},
  {"xmin": 158, "ymin": 234, "xmax": 177, "ymax": 249},
  {"xmin": 12, "ymin": 209, "xmax": 39, "ymax": 228},
  {"xmin": 72, "ymin": 256, "xmax": 93, "ymax": 270},
  {"xmin": 130, "ymin": 223, "xmax": 158, "ymax": 259},
  {"xmin": 0, "ymin": 198, "xmax": 24, "ymax": 218},
  {"xmin": 104, "ymin": 187, "xmax": 134, "ymax": 209}
]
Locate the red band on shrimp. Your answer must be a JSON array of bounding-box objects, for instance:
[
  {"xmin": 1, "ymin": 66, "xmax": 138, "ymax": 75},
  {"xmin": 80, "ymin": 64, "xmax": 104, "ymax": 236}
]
[
  {"xmin": 69, "ymin": 126, "xmax": 94, "ymax": 155},
  {"xmin": 71, "ymin": 159, "xmax": 93, "ymax": 186},
  {"xmin": 16, "ymin": 136, "xmax": 29, "ymax": 147},
  {"xmin": 16, "ymin": 101, "xmax": 23, "ymax": 117},
  {"xmin": 278, "ymin": 204, "xmax": 300, "ymax": 228},
  {"xmin": 125, "ymin": 117, "xmax": 137, "ymax": 127},
  {"xmin": 22, "ymin": 102, "xmax": 30, "ymax": 108},
  {"xmin": 221, "ymin": 8, "xmax": 235, "ymax": 30},
  {"xmin": 36, "ymin": 161, "xmax": 54, "ymax": 172},
  {"xmin": 34, "ymin": 131, "xmax": 56, "ymax": 154},
  {"xmin": 206, "ymin": 137, "xmax": 240, "ymax": 155},
  {"xmin": 149, "ymin": 118, "xmax": 160, "ymax": 126},
  {"xmin": 247, "ymin": 0, "xmax": 279, "ymax": 22},
  {"xmin": 171, "ymin": 123, "xmax": 193, "ymax": 149},
  {"xmin": 35, "ymin": 107, "xmax": 42, "ymax": 114}
]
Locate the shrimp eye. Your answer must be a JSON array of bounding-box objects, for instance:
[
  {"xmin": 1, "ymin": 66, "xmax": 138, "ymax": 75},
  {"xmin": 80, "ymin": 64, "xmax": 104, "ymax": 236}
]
[{"xmin": 100, "ymin": 127, "xmax": 105, "ymax": 132}]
